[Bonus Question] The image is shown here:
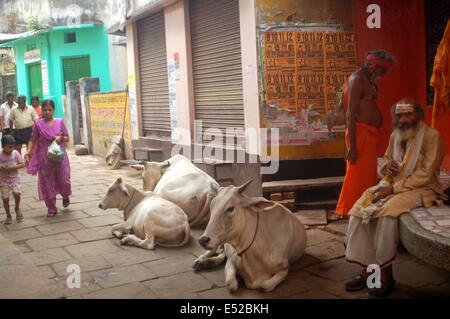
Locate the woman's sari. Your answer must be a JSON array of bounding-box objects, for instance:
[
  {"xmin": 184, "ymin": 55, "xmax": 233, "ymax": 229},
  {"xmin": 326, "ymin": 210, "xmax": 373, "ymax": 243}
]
[{"xmin": 27, "ymin": 118, "xmax": 71, "ymax": 202}]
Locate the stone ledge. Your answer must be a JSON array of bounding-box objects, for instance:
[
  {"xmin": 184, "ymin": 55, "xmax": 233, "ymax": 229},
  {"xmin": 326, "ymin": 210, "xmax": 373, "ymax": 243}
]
[{"xmin": 399, "ymin": 212, "xmax": 450, "ymax": 272}]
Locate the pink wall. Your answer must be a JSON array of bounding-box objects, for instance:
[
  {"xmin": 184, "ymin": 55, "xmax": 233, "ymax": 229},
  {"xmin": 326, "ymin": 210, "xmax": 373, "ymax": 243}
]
[{"xmin": 165, "ymin": 0, "xmax": 195, "ymax": 145}]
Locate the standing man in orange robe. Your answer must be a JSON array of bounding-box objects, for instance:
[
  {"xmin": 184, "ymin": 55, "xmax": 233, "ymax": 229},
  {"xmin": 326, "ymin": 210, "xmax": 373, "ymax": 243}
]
[{"xmin": 335, "ymin": 50, "xmax": 396, "ymax": 218}]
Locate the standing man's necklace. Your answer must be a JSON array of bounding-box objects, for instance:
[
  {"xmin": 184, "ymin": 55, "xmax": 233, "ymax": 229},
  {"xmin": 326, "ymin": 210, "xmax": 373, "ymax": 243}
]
[{"xmin": 360, "ymin": 67, "xmax": 378, "ymax": 100}]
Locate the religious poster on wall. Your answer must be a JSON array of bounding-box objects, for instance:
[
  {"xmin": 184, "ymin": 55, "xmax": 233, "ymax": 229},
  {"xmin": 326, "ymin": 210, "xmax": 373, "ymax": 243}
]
[{"xmin": 262, "ymin": 30, "xmax": 356, "ymax": 146}]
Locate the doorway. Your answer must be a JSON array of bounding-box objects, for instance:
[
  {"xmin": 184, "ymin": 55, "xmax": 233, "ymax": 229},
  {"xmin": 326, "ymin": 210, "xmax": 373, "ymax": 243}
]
[
  {"xmin": 28, "ymin": 62, "xmax": 43, "ymax": 100},
  {"xmin": 62, "ymin": 56, "xmax": 91, "ymax": 94}
]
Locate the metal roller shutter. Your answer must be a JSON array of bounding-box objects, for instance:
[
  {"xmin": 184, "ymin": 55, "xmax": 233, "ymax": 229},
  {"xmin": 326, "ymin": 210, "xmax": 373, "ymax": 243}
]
[
  {"xmin": 137, "ymin": 11, "xmax": 171, "ymax": 136},
  {"xmin": 190, "ymin": 0, "xmax": 245, "ymax": 138}
]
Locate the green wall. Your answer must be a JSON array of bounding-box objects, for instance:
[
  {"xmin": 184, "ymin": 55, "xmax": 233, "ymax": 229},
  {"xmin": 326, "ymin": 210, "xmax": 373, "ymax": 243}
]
[{"xmin": 14, "ymin": 25, "xmax": 111, "ymax": 118}]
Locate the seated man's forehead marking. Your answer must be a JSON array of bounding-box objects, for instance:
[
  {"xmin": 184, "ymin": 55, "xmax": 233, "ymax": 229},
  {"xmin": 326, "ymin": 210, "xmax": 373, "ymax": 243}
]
[{"xmin": 395, "ymin": 103, "xmax": 414, "ymax": 114}]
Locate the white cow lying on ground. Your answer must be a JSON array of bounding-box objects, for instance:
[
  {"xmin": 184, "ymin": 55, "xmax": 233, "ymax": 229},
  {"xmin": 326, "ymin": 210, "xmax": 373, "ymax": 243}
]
[
  {"xmin": 130, "ymin": 155, "xmax": 220, "ymax": 226},
  {"xmin": 99, "ymin": 177, "xmax": 190, "ymax": 250},
  {"xmin": 194, "ymin": 180, "xmax": 307, "ymax": 292}
]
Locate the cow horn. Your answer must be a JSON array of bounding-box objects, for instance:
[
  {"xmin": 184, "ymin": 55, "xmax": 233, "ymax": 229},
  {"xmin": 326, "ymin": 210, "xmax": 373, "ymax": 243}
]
[
  {"xmin": 237, "ymin": 179, "xmax": 254, "ymax": 194},
  {"xmin": 160, "ymin": 160, "xmax": 171, "ymax": 169}
]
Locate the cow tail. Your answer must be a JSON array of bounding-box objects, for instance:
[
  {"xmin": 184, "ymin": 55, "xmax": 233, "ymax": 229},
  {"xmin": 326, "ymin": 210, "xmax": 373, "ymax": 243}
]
[{"xmin": 178, "ymin": 222, "xmax": 190, "ymax": 247}]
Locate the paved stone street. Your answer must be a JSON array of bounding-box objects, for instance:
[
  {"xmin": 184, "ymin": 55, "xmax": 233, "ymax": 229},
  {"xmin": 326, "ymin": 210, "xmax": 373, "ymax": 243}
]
[{"xmin": 0, "ymin": 151, "xmax": 449, "ymax": 299}]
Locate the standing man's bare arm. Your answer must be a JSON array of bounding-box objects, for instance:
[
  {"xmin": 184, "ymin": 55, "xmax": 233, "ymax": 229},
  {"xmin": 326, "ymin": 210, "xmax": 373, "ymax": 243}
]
[{"xmin": 346, "ymin": 74, "xmax": 363, "ymax": 164}]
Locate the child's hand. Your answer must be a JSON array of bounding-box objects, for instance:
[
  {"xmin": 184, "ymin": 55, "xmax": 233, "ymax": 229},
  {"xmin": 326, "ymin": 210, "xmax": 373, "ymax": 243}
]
[
  {"xmin": 2, "ymin": 166, "xmax": 12, "ymax": 172},
  {"xmin": 24, "ymin": 153, "xmax": 31, "ymax": 163}
]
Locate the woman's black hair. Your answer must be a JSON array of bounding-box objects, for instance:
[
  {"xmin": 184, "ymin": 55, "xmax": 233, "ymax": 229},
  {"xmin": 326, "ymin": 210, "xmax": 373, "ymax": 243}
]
[
  {"xmin": 1, "ymin": 134, "xmax": 15, "ymax": 147},
  {"xmin": 31, "ymin": 95, "xmax": 40, "ymax": 103},
  {"xmin": 41, "ymin": 99, "xmax": 55, "ymax": 110}
]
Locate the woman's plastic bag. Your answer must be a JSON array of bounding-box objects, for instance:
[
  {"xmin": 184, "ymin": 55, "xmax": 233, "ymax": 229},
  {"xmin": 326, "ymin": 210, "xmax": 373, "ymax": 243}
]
[{"xmin": 47, "ymin": 140, "xmax": 65, "ymax": 161}]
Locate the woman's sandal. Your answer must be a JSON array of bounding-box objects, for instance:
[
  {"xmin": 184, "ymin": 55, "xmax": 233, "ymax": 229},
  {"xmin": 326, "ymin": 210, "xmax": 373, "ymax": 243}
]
[
  {"xmin": 2, "ymin": 216, "xmax": 12, "ymax": 225},
  {"xmin": 15, "ymin": 209, "xmax": 24, "ymax": 223},
  {"xmin": 47, "ymin": 211, "xmax": 57, "ymax": 217},
  {"xmin": 62, "ymin": 197, "xmax": 70, "ymax": 208}
]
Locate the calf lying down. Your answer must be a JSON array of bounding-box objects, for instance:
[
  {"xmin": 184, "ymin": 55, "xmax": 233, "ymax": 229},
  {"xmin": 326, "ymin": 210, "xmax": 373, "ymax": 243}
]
[
  {"xmin": 194, "ymin": 180, "xmax": 307, "ymax": 292},
  {"xmin": 99, "ymin": 177, "xmax": 190, "ymax": 250}
]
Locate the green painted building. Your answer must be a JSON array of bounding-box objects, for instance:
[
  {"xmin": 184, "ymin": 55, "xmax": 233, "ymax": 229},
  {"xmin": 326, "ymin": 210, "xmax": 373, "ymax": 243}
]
[{"xmin": 0, "ymin": 24, "xmax": 111, "ymax": 118}]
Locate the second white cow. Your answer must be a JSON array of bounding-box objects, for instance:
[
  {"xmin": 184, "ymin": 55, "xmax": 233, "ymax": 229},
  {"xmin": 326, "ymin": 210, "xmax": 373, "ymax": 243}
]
[
  {"xmin": 194, "ymin": 180, "xmax": 307, "ymax": 292},
  {"xmin": 99, "ymin": 177, "xmax": 190, "ymax": 250},
  {"xmin": 131, "ymin": 155, "xmax": 220, "ymax": 226}
]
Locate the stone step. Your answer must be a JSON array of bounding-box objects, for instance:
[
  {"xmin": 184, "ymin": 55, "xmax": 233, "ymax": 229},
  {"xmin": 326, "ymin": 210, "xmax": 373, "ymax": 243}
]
[
  {"xmin": 201, "ymin": 157, "xmax": 233, "ymax": 166},
  {"xmin": 133, "ymin": 147, "xmax": 163, "ymax": 162},
  {"xmin": 198, "ymin": 158, "xmax": 234, "ymax": 184},
  {"xmin": 263, "ymin": 176, "xmax": 344, "ymax": 193},
  {"xmin": 297, "ymin": 199, "xmax": 338, "ymax": 209}
]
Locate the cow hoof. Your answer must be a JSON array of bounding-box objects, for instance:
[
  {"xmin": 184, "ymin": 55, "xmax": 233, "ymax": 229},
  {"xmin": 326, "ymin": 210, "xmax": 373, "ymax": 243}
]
[
  {"xmin": 226, "ymin": 280, "xmax": 238, "ymax": 293},
  {"xmin": 112, "ymin": 231, "xmax": 124, "ymax": 239},
  {"xmin": 192, "ymin": 260, "xmax": 204, "ymax": 272},
  {"xmin": 225, "ymin": 278, "xmax": 239, "ymax": 292},
  {"xmin": 261, "ymin": 286, "xmax": 275, "ymax": 293},
  {"xmin": 120, "ymin": 238, "xmax": 129, "ymax": 245}
]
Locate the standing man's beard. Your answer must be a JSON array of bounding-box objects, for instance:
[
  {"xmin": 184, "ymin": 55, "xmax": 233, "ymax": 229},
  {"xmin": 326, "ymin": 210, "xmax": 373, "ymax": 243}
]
[{"xmin": 394, "ymin": 119, "xmax": 420, "ymax": 141}]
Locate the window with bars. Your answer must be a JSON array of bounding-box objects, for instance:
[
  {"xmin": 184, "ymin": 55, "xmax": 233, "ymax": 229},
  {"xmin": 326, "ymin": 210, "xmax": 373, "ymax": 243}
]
[{"xmin": 64, "ymin": 32, "xmax": 76, "ymax": 43}]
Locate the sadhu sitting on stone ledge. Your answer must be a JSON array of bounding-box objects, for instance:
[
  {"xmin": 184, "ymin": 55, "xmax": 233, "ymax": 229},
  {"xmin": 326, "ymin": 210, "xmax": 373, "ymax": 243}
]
[{"xmin": 344, "ymin": 98, "xmax": 448, "ymax": 298}]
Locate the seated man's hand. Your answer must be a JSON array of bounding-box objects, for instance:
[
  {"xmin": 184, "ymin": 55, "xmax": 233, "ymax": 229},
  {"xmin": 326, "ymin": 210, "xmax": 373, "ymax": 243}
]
[
  {"xmin": 372, "ymin": 186, "xmax": 393, "ymax": 203},
  {"xmin": 386, "ymin": 160, "xmax": 401, "ymax": 177}
]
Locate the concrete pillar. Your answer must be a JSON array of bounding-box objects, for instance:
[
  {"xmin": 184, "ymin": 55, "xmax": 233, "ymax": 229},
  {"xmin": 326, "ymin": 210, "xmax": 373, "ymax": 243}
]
[
  {"xmin": 79, "ymin": 77, "xmax": 100, "ymax": 154},
  {"xmin": 64, "ymin": 81, "xmax": 81, "ymax": 147}
]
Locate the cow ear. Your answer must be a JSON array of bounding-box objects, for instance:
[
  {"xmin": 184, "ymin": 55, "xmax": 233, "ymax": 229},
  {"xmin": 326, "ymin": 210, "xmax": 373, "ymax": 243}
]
[
  {"xmin": 237, "ymin": 179, "xmax": 254, "ymax": 194},
  {"xmin": 120, "ymin": 183, "xmax": 130, "ymax": 197},
  {"xmin": 242, "ymin": 197, "xmax": 276, "ymax": 211},
  {"xmin": 130, "ymin": 164, "xmax": 145, "ymax": 172}
]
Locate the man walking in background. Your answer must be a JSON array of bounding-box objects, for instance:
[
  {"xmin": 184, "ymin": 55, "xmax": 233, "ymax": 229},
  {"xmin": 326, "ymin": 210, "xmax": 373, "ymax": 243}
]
[
  {"xmin": 9, "ymin": 95, "xmax": 37, "ymax": 154},
  {"xmin": 0, "ymin": 91, "xmax": 18, "ymax": 136}
]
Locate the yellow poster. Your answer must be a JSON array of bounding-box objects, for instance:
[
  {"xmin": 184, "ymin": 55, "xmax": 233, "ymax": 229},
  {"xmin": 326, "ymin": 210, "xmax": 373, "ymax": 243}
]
[{"xmin": 88, "ymin": 92, "xmax": 132, "ymax": 159}]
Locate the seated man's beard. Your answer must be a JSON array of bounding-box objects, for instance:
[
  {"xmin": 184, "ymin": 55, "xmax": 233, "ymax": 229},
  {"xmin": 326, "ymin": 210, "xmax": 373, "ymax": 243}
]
[{"xmin": 394, "ymin": 119, "xmax": 419, "ymax": 141}]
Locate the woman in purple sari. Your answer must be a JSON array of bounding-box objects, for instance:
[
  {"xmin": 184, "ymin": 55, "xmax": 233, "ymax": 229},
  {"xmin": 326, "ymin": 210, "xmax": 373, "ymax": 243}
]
[{"xmin": 25, "ymin": 99, "xmax": 71, "ymax": 217}]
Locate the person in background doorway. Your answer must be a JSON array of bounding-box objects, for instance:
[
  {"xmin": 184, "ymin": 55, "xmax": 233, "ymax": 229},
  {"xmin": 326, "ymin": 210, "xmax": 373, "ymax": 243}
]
[
  {"xmin": 9, "ymin": 95, "xmax": 37, "ymax": 154},
  {"xmin": 0, "ymin": 91, "xmax": 18, "ymax": 136},
  {"xmin": 25, "ymin": 99, "xmax": 72, "ymax": 217},
  {"xmin": 31, "ymin": 96, "xmax": 42, "ymax": 118},
  {"xmin": 335, "ymin": 50, "xmax": 396, "ymax": 219}
]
